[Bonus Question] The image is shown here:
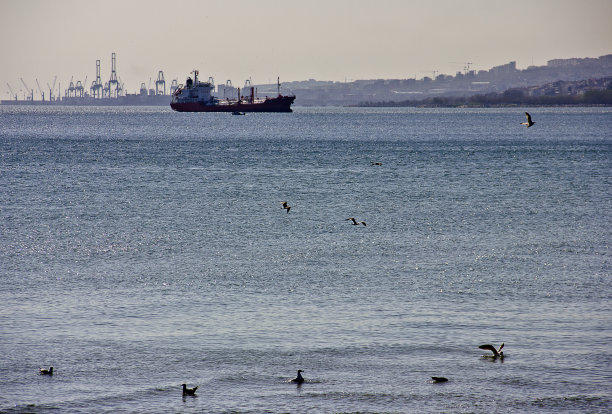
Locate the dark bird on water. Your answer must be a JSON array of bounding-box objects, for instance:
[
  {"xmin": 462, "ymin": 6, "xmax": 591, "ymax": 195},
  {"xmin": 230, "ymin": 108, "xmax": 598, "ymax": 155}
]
[
  {"xmin": 291, "ymin": 369, "xmax": 305, "ymax": 384},
  {"xmin": 371, "ymin": 162, "xmax": 383, "ymax": 166},
  {"xmin": 346, "ymin": 217, "xmax": 366, "ymax": 226},
  {"xmin": 39, "ymin": 367, "xmax": 53, "ymax": 376},
  {"xmin": 281, "ymin": 201, "xmax": 291, "ymax": 213},
  {"xmin": 479, "ymin": 343, "xmax": 504, "ymax": 358},
  {"xmin": 431, "ymin": 376, "xmax": 448, "ymax": 383},
  {"xmin": 520, "ymin": 112, "xmax": 535, "ymax": 127},
  {"xmin": 182, "ymin": 384, "xmax": 198, "ymax": 396}
]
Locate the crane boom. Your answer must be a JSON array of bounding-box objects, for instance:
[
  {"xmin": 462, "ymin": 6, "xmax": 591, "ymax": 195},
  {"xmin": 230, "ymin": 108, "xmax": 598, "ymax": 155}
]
[
  {"xmin": 6, "ymin": 83, "xmax": 17, "ymax": 99},
  {"xmin": 450, "ymin": 61, "xmax": 474, "ymax": 74},
  {"xmin": 20, "ymin": 77, "xmax": 30, "ymax": 91},
  {"xmin": 20, "ymin": 78, "xmax": 33, "ymax": 100},
  {"xmin": 36, "ymin": 79, "xmax": 45, "ymax": 100}
]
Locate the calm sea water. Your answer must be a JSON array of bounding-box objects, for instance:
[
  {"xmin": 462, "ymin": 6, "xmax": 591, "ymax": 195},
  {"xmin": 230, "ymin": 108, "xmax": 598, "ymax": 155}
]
[{"xmin": 0, "ymin": 105, "xmax": 610, "ymax": 413}]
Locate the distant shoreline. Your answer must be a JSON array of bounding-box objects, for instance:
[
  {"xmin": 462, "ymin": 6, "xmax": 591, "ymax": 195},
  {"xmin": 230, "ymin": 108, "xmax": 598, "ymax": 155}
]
[
  {"xmin": 355, "ymin": 103, "xmax": 612, "ymax": 108},
  {"xmin": 356, "ymin": 89, "xmax": 612, "ymax": 108},
  {"xmin": 4, "ymin": 95, "xmax": 612, "ymax": 109}
]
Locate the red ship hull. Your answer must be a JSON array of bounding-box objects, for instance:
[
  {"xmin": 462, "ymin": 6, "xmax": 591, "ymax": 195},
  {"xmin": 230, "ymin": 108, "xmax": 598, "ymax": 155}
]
[{"xmin": 170, "ymin": 95, "xmax": 295, "ymax": 113}]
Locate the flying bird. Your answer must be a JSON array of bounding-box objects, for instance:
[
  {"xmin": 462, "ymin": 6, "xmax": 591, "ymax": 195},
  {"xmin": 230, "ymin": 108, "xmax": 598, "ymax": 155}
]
[
  {"xmin": 520, "ymin": 112, "xmax": 535, "ymax": 127},
  {"xmin": 182, "ymin": 384, "xmax": 198, "ymax": 396},
  {"xmin": 281, "ymin": 201, "xmax": 291, "ymax": 213},
  {"xmin": 39, "ymin": 366, "xmax": 53, "ymax": 376},
  {"xmin": 431, "ymin": 376, "xmax": 448, "ymax": 383},
  {"xmin": 479, "ymin": 343, "xmax": 504, "ymax": 358},
  {"xmin": 290, "ymin": 369, "xmax": 305, "ymax": 384},
  {"xmin": 371, "ymin": 162, "xmax": 383, "ymax": 166},
  {"xmin": 346, "ymin": 217, "xmax": 366, "ymax": 226}
]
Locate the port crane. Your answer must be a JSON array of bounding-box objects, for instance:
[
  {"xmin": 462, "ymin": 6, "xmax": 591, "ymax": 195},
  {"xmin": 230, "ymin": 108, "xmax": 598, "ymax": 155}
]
[
  {"xmin": 67, "ymin": 76, "xmax": 75, "ymax": 97},
  {"xmin": 108, "ymin": 52, "xmax": 119, "ymax": 98},
  {"xmin": 46, "ymin": 76, "xmax": 57, "ymax": 101},
  {"xmin": 91, "ymin": 60, "xmax": 103, "ymax": 99},
  {"xmin": 170, "ymin": 79, "xmax": 179, "ymax": 95},
  {"xmin": 75, "ymin": 76, "xmax": 87, "ymax": 97},
  {"xmin": 35, "ymin": 79, "xmax": 45, "ymax": 101},
  {"xmin": 155, "ymin": 71, "xmax": 166, "ymax": 95},
  {"xmin": 6, "ymin": 83, "xmax": 17, "ymax": 100},
  {"xmin": 20, "ymin": 78, "xmax": 34, "ymax": 100}
]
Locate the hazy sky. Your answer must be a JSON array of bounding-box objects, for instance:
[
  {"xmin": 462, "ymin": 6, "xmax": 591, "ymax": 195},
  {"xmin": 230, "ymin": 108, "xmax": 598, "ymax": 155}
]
[{"xmin": 1, "ymin": 0, "xmax": 611, "ymax": 97}]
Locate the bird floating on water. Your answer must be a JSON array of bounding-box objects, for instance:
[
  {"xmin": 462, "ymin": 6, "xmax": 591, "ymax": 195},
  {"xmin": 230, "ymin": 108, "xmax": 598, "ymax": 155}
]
[
  {"xmin": 371, "ymin": 162, "xmax": 383, "ymax": 166},
  {"xmin": 346, "ymin": 217, "xmax": 366, "ymax": 226},
  {"xmin": 520, "ymin": 112, "xmax": 535, "ymax": 128},
  {"xmin": 291, "ymin": 369, "xmax": 305, "ymax": 384},
  {"xmin": 431, "ymin": 376, "xmax": 448, "ymax": 383},
  {"xmin": 39, "ymin": 367, "xmax": 53, "ymax": 376},
  {"xmin": 182, "ymin": 384, "xmax": 198, "ymax": 396},
  {"xmin": 281, "ymin": 201, "xmax": 291, "ymax": 213},
  {"xmin": 479, "ymin": 343, "xmax": 504, "ymax": 359}
]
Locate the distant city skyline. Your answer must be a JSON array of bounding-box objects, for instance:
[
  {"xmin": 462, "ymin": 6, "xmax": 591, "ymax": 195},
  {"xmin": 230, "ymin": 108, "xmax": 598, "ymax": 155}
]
[{"xmin": 1, "ymin": 0, "xmax": 611, "ymax": 98}]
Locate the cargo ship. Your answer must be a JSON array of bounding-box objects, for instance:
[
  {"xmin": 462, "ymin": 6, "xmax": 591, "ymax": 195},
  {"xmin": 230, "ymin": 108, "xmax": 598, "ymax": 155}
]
[{"xmin": 170, "ymin": 70, "xmax": 295, "ymax": 113}]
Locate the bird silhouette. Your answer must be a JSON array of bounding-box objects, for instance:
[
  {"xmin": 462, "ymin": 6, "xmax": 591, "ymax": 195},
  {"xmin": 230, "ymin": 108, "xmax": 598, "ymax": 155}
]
[
  {"xmin": 431, "ymin": 376, "xmax": 448, "ymax": 383},
  {"xmin": 281, "ymin": 201, "xmax": 291, "ymax": 213},
  {"xmin": 39, "ymin": 367, "xmax": 53, "ymax": 376},
  {"xmin": 520, "ymin": 112, "xmax": 535, "ymax": 127},
  {"xmin": 290, "ymin": 369, "xmax": 305, "ymax": 384},
  {"xmin": 182, "ymin": 384, "xmax": 198, "ymax": 396},
  {"xmin": 479, "ymin": 343, "xmax": 504, "ymax": 358},
  {"xmin": 346, "ymin": 217, "xmax": 366, "ymax": 226}
]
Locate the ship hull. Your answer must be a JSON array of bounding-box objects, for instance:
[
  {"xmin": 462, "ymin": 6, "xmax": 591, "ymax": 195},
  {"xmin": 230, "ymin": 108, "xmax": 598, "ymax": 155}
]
[{"xmin": 170, "ymin": 95, "xmax": 295, "ymax": 113}]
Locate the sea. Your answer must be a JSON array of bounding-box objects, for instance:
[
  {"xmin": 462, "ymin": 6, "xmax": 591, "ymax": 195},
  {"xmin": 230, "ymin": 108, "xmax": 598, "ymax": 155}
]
[{"xmin": 0, "ymin": 105, "xmax": 610, "ymax": 413}]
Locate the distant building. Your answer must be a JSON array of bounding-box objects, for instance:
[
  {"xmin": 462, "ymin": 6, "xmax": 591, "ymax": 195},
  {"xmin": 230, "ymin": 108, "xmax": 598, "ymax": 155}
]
[{"xmin": 489, "ymin": 61, "xmax": 517, "ymax": 75}]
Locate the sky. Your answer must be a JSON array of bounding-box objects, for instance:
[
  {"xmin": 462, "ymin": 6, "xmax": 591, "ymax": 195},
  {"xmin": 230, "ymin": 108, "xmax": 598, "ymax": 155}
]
[{"xmin": 1, "ymin": 0, "xmax": 611, "ymax": 98}]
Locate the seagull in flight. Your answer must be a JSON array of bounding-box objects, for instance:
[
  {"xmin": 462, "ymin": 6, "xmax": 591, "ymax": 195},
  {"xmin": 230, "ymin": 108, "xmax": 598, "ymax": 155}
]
[
  {"xmin": 520, "ymin": 112, "xmax": 535, "ymax": 128},
  {"xmin": 479, "ymin": 343, "xmax": 504, "ymax": 358},
  {"xmin": 346, "ymin": 217, "xmax": 366, "ymax": 226},
  {"xmin": 281, "ymin": 201, "xmax": 291, "ymax": 213}
]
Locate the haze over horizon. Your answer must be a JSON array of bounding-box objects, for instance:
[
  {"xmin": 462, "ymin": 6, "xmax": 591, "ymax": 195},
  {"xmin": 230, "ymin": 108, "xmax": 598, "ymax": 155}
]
[{"xmin": 1, "ymin": 0, "xmax": 611, "ymax": 98}]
